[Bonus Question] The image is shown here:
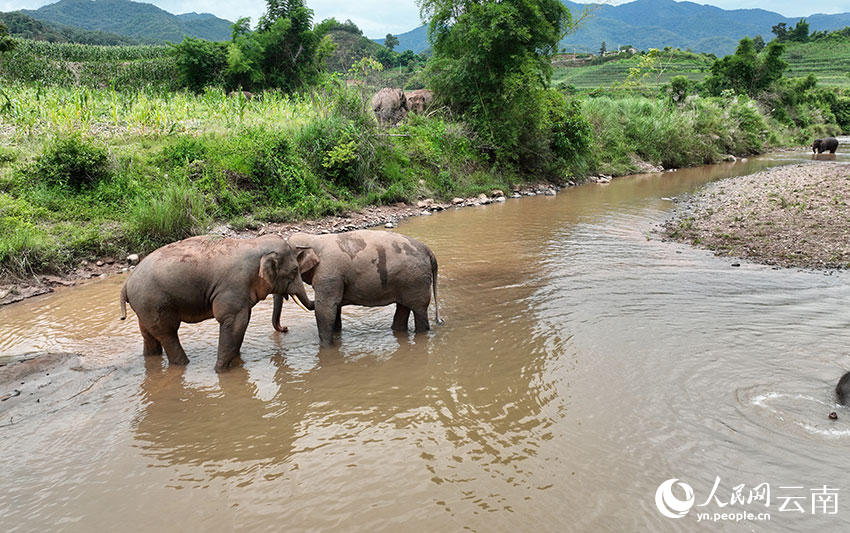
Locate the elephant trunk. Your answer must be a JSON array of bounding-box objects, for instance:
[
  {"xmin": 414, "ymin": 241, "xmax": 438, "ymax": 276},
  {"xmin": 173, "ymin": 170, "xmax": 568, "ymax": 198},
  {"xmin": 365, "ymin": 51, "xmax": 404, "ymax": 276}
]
[
  {"xmin": 272, "ymin": 294, "xmax": 287, "ymax": 333},
  {"xmin": 291, "ymin": 279, "xmax": 314, "ymax": 311}
]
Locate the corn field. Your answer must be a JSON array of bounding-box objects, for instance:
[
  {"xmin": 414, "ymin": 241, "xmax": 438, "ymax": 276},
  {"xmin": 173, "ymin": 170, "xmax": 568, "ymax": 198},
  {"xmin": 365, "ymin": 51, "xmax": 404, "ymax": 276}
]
[
  {"xmin": 1, "ymin": 39, "xmax": 178, "ymax": 90},
  {"xmin": 0, "ymin": 84, "xmax": 329, "ymax": 138}
]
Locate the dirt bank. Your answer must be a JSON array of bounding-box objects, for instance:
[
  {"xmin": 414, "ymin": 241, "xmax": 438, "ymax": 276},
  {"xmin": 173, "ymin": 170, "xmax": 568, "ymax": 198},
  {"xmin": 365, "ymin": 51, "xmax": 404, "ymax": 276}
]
[
  {"xmin": 662, "ymin": 161, "xmax": 850, "ymax": 269},
  {"xmin": 0, "ymin": 183, "xmax": 572, "ymax": 307}
]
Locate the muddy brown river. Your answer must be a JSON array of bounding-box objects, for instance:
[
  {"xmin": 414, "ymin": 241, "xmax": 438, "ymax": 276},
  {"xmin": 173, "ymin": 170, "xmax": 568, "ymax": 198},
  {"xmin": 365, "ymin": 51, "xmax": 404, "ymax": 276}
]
[{"xmin": 2, "ymin": 150, "xmax": 850, "ymax": 531}]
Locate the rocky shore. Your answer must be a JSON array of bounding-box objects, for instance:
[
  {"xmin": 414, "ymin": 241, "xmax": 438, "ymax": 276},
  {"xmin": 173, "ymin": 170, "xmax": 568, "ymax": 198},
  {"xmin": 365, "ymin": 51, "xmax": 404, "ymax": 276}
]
[
  {"xmin": 0, "ymin": 182, "xmax": 572, "ymax": 306},
  {"xmin": 662, "ymin": 161, "xmax": 850, "ymax": 269}
]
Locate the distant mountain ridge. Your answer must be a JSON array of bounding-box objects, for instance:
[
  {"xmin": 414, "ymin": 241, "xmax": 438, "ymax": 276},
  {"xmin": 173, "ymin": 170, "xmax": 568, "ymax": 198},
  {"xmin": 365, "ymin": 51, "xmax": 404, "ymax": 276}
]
[
  {"xmin": 21, "ymin": 0, "xmax": 233, "ymax": 43},
  {"xmin": 378, "ymin": 0, "xmax": 850, "ymax": 57}
]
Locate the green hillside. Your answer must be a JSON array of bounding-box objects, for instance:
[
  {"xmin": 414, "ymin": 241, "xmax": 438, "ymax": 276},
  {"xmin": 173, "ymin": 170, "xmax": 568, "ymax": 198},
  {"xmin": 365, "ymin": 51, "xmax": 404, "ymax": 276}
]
[
  {"xmin": 0, "ymin": 11, "xmax": 150, "ymax": 45},
  {"xmin": 784, "ymin": 37, "xmax": 850, "ymax": 87},
  {"xmin": 552, "ymin": 50, "xmax": 713, "ymax": 89},
  {"xmin": 553, "ymin": 36, "xmax": 850, "ymax": 89},
  {"xmin": 21, "ymin": 0, "xmax": 232, "ymax": 43}
]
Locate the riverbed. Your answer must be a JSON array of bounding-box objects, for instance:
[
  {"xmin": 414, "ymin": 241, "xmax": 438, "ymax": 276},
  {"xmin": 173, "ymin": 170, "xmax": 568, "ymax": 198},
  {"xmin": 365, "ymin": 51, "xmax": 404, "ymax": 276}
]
[{"xmin": 2, "ymin": 149, "xmax": 850, "ymax": 531}]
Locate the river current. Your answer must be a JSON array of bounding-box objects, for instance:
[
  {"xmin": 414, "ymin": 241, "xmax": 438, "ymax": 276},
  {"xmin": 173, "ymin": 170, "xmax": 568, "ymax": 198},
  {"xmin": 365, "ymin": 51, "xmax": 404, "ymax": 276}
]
[{"xmin": 2, "ymin": 149, "xmax": 850, "ymax": 531}]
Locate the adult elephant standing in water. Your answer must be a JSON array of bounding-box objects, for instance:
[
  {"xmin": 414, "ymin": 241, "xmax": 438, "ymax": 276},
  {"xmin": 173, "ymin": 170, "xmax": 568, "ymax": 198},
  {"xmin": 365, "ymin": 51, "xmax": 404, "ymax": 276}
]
[
  {"xmin": 120, "ymin": 235, "xmax": 316, "ymax": 371},
  {"xmin": 813, "ymin": 137, "xmax": 839, "ymax": 154},
  {"xmin": 287, "ymin": 230, "xmax": 443, "ymax": 346}
]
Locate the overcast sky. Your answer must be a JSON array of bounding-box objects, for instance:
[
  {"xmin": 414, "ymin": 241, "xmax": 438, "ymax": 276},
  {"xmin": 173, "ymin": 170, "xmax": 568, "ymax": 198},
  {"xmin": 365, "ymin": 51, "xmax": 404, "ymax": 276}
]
[{"xmin": 2, "ymin": 0, "xmax": 850, "ymax": 38}]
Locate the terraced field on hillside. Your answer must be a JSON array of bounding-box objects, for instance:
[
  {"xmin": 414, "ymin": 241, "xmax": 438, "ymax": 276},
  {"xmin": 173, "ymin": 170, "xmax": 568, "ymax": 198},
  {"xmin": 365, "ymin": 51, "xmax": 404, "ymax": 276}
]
[{"xmin": 554, "ymin": 39, "xmax": 850, "ymax": 89}]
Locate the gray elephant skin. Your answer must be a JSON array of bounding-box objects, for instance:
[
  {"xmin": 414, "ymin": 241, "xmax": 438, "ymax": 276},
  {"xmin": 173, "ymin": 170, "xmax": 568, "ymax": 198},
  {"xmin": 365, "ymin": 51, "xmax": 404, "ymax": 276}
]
[
  {"xmin": 406, "ymin": 89, "xmax": 434, "ymax": 114},
  {"xmin": 120, "ymin": 235, "xmax": 316, "ymax": 371},
  {"xmin": 812, "ymin": 137, "xmax": 839, "ymax": 153},
  {"xmin": 287, "ymin": 230, "xmax": 443, "ymax": 346},
  {"xmin": 837, "ymin": 371, "xmax": 850, "ymax": 405},
  {"xmin": 371, "ymin": 88, "xmax": 407, "ymax": 125}
]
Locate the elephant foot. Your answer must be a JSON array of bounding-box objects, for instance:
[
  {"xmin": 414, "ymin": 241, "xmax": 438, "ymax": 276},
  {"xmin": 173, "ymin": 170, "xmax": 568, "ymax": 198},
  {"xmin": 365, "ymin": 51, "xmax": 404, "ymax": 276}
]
[{"xmin": 169, "ymin": 355, "xmax": 190, "ymax": 366}]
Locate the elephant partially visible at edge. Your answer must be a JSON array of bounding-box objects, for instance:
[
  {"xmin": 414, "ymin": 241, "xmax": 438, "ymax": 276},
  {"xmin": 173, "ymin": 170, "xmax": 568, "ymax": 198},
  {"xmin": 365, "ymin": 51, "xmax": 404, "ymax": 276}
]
[
  {"xmin": 120, "ymin": 235, "xmax": 316, "ymax": 371},
  {"xmin": 286, "ymin": 230, "xmax": 443, "ymax": 346},
  {"xmin": 813, "ymin": 137, "xmax": 839, "ymax": 154}
]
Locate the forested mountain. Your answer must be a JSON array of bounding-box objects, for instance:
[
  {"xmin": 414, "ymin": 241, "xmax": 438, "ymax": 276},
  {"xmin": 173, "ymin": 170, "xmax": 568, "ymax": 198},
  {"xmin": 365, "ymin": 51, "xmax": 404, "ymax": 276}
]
[
  {"xmin": 21, "ymin": 0, "xmax": 232, "ymax": 43},
  {"xmin": 379, "ymin": 0, "xmax": 850, "ymax": 57},
  {"xmin": 0, "ymin": 10, "xmax": 150, "ymax": 45}
]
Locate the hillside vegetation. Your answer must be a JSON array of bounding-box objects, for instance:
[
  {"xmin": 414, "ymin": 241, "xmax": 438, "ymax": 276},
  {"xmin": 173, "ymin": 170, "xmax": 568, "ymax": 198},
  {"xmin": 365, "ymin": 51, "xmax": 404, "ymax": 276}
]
[
  {"xmin": 0, "ymin": 11, "xmax": 151, "ymax": 45},
  {"xmin": 21, "ymin": 0, "xmax": 232, "ymax": 43}
]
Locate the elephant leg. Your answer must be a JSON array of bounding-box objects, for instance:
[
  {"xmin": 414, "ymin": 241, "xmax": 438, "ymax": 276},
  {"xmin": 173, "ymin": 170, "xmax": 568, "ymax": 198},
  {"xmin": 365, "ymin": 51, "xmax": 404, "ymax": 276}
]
[
  {"xmin": 392, "ymin": 304, "xmax": 411, "ymax": 331},
  {"xmin": 139, "ymin": 320, "xmax": 162, "ymax": 356},
  {"xmin": 333, "ymin": 306, "xmax": 342, "ymax": 333},
  {"xmin": 158, "ymin": 328, "xmax": 190, "ymax": 366},
  {"xmin": 413, "ymin": 307, "xmax": 430, "ymax": 333},
  {"xmin": 315, "ymin": 301, "xmax": 340, "ymax": 347},
  {"xmin": 215, "ymin": 308, "xmax": 251, "ymax": 372}
]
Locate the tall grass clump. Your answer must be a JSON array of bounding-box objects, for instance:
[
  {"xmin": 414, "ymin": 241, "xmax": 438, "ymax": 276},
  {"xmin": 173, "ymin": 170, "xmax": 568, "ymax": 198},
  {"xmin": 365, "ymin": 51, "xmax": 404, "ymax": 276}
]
[
  {"xmin": 583, "ymin": 95, "xmax": 775, "ymax": 175},
  {"xmin": 127, "ymin": 182, "xmax": 209, "ymax": 251}
]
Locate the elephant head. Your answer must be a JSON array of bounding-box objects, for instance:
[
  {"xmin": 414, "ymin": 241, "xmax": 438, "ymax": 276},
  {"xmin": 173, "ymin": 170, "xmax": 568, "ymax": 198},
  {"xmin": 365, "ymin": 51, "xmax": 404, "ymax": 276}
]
[
  {"xmin": 269, "ymin": 246, "xmax": 319, "ymax": 332},
  {"xmin": 813, "ymin": 138, "xmax": 822, "ymax": 153}
]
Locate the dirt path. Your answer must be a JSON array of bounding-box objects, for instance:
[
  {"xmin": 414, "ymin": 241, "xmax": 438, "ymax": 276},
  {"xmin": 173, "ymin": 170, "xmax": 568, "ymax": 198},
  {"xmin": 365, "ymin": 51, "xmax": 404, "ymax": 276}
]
[{"xmin": 662, "ymin": 161, "xmax": 850, "ymax": 269}]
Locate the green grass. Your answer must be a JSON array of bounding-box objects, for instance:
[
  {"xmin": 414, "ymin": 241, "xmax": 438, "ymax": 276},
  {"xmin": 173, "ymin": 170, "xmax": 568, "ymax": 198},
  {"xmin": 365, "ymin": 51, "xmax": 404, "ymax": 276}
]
[{"xmin": 0, "ymin": 81, "xmax": 501, "ymax": 278}]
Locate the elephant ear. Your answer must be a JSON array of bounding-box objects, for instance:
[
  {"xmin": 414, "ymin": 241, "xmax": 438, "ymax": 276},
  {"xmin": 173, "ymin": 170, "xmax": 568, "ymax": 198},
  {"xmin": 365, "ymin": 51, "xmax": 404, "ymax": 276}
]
[
  {"xmin": 259, "ymin": 252, "xmax": 280, "ymax": 288},
  {"xmin": 296, "ymin": 247, "xmax": 319, "ymax": 284}
]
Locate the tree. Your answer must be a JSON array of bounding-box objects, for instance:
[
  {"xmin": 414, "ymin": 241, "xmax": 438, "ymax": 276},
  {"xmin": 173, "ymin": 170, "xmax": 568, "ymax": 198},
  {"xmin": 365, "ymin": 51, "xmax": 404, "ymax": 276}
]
[
  {"xmin": 256, "ymin": 0, "xmax": 322, "ymax": 91},
  {"xmin": 772, "ymin": 22, "xmax": 787, "ymax": 42},
  {"xmin": 600, "ymin": 41, "xmax": 607, "ymax": 56},
  {"xmin": 753, "ymin": 35, "xmax": 765, "ymax": 52},
  {"xmin": 705, "ymin": 37, "xmax": 787, "ymax": 96},
  {"xmin": 0, "ymin": 22, "xmax": 16, "ymax": 74},
  {"xmin": 418, "ymin": 0, "xmax": 576, "ymax": 168},
  {"xmin": 789, "ymin": 18, "xmax": 809, "ymax": 42},
  {"xmin": 384, "ymin": 33, "xmax": 399, "ymax": 50}
]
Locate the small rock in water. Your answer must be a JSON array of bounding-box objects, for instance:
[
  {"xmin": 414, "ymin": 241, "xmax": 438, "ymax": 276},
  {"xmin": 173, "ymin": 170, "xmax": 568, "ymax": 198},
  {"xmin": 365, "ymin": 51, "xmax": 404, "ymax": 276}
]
[
  {"xmin": 544, "ymin": 190, "xmax": 556, "ymax": 196},
  {"xmin": 421, "ymin": 210, "xmax": 432, "ymax": 216},
  {"xmin": 491, "ymin": 189, "xmax": 505, "ymax": 198},
  {"xmin": 829, "ymin": 412, "xmax": 839, "ymax": 420},
  {"xmin": 511, "ymin": 193, "xmax": 521, "ymax": 199},
  {"xmin": 494, "ymin": 196, "xmax": 506, "ymax": 203}
]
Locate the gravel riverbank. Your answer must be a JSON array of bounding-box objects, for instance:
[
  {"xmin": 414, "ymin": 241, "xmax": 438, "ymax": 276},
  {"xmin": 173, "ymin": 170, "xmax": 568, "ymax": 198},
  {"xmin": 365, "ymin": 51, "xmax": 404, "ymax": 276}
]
[{"xmin": 662, "ymin": 161, "xmax": 850, "ymax": 269}]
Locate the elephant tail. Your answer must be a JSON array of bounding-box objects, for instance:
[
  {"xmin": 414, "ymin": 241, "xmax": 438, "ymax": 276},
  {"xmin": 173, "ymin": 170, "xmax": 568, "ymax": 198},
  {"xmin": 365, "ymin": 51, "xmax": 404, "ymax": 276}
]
[
  {"xmin": 430, "ymin": 251, "xmax": 445, "ymax": 326},
  {"xmin": 119, "ymin": 283, "xmax": 128, "ymax": 320}
]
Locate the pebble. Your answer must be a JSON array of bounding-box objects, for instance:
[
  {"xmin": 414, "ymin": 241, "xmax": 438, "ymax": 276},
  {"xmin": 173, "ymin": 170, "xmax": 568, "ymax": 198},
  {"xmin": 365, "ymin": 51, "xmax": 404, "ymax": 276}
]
[
  {"xmin": 96, "ymin": 260, "xmax": 104, "ymax": 267},
  {"xmin": 731, "ymin": 263, "xmax": 741, "ymax": 267},
  {"xmin": 511, "ymin": 193, "xmax": 521, "ymax": 198},
  {"xmin": 127, "ymin": 253, "xmax": 139, "ymax": 265},
  {"xmin": 544, "ymin": 190, "xmax": 556, "ymax": 196},
  {"xmin": 830, "ymin": 412, "xmax": 839, "ymax": 420},
  {"xmin": 452, "ymin": 197, "xmax": 464, "ymax": 205},
  {"xmin": 384, "ymin": 222, "xmax": 395, "ymax": 228},
  {"xmin": 494, "ymin": 197, "xmax": 506, "ymax": 203}
]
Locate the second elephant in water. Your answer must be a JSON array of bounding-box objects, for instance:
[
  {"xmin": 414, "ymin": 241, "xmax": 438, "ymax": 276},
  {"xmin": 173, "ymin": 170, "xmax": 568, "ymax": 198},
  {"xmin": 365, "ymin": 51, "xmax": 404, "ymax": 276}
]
[{"xmin": 287, "ymin": 230, "xmax": 443, "ymax": 346}]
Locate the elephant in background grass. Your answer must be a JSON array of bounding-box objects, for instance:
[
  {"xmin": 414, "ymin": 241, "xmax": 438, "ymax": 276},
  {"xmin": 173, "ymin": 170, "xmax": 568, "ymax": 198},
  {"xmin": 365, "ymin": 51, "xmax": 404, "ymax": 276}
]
[
  {"xmin": 120, "ymin": 235, "xmax": 316, "ymax": 371},
  {"xmin": 286, "ymin": 230, "xmax": 444, "ymax": 346}
]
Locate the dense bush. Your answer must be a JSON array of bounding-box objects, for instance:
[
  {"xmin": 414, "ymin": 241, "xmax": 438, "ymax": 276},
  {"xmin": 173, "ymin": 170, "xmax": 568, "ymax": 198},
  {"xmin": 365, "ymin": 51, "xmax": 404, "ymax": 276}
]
[{"xmin": 31, "ymin": 134, "xmax": 111, "ymax": 189}]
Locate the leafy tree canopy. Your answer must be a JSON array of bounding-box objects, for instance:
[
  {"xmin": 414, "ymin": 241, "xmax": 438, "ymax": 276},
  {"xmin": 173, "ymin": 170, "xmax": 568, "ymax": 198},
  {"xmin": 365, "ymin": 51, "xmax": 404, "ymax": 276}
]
[
  {"xmin": 705, "ymin": 36, "xmax": 787, "ymax": 96},
  {"xmin": 418, "ymin": 0, "xmax": 576, "ymax": 167}
]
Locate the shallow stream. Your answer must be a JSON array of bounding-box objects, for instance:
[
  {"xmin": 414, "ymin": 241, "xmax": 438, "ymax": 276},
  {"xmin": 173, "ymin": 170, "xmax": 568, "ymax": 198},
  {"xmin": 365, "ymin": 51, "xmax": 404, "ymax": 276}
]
[{"xmin": 2, "ymin": 148, "xmax": 850, "ymax": 531}]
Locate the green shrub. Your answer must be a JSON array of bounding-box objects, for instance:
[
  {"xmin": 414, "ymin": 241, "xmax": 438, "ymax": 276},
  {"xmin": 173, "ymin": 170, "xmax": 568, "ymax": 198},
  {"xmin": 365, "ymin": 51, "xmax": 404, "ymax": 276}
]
[{"xmin": 32, "ymin": 134, "xmax": 110, "ymax": 189}]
